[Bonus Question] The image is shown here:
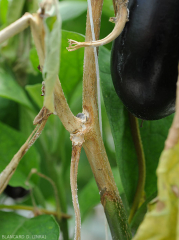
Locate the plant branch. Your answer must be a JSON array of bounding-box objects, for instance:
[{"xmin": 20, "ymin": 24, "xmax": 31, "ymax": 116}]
[
  {"xmin": 70, "ymin": 143, "xmax": 83, "ymax": 240},
  {"xmin": 0, "ymin": 13, "xmax": 32, "ymax": 45},
  {"xmin": 81, "ymin": 0, "xmax": 131, "ymax": 239},
  {"xmin": 0, "ymin": 204, "xmax": 71, "ymax": 219},
  {"xmin": 128, "ymin": 113, "xmax": 146, "ymax": 223},
  {"xmin": 0, "ymin": 112, "xmax": 49, "ymax": 194},
  {"xmin": 67, "ymin": 0, "xmax": 128, "ymax": 51}
]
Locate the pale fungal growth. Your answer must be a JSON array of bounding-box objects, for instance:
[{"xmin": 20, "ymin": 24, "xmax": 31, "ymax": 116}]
[
  {"xmin": 67, "ymin": 1, "xmax": 129, "ymax": 52},
  {"xmin": 70, "ymin": 134, "xmax": 84, "ymax": 240},
  {"xmin": 70, "ymin": 115, "xmax": 86, "ymax": 240}
]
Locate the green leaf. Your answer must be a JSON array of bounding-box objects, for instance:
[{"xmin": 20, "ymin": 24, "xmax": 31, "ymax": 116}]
[
  {"xmin": 0, "ymin": 97, "xmax": 19, "ymax": 129},
  {"xmin": 103, "ymin": 0, "xmax": 115, "ymax": 17},
  {"xmin": 0, "ymin": 0, "xmax": 9, "ymax": 24},
  {"xmin": 0, "ymin": 68, "xmax": 33, "ymax": 110},
  {"xmin": 29, "ymin": 48, "xmax": 40, "ymax": 73},
  {"xmin": 59, "ymin": 1, "xmax": 87, "ymax": 22},
  {"xmin": 26, "ymin": 84, "xmax": 43, "ymax": 109},
  {"xmin": 60, "ymin": 30, "xmax": 84, "ymax": 97},
  {"xmin": 79, "ymin": 167, "xmax": 124, "ymax": 221},
  {"xmin": 139, "ymin": 115, "xmax": 173, "ymax": 198},
  {"xmin": 99, "ymin": 46, "xmax": 173, "ymax": 208},
  {"xmin": 0, "ymin": 211, "xmax": 60, "ymax": 239},
  {"xmin": 43, "ymin": 6, "xmax": 61, "ymax": 112},
  {"xmin": 6, "ymin": 0, "xmax": 25, "ymax": 24},
  {"xmin": 0, "ymin": 121, "xmax": 40, "ymax": 189},
  {"xmin": 26, "ymin": 0, "xmax": 39, "ymax": 14}
]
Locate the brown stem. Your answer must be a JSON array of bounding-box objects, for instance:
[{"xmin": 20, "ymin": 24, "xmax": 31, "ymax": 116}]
[
  {"xmin": 70, "ymin": 144, "xmax": 83, "ymax": 240},
  {"xmin": 82, "ymin": 0, "xmax": 131, "ymax": 239}
]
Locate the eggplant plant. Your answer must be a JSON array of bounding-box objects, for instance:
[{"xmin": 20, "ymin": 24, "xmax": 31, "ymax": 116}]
[{"xmin": 0, "ymin": 0, "xmax": 179, "ymax": 240}]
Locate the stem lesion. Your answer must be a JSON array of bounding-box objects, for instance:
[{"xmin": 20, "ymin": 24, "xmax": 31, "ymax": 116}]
[{"xmin": 70, "ymin": 144, "xmax": 83, "ymax": 240}]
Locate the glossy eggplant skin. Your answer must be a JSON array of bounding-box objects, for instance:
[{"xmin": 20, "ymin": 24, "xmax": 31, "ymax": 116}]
[{"xmin": 111, "ymin": 0, "xmax": 179, "ymax": 120}]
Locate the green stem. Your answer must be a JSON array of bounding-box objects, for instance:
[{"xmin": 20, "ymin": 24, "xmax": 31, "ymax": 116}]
[
  {"xmin": 104, "ymin": 196, "xmax": 131, "ymax": 240},
  {"xmin": 128, "ymin": 113, "xmax": 146, "ymax": 223},
  {"xmin": 0, "ymin": 205, "xmax": 71, "ymax": 219}
]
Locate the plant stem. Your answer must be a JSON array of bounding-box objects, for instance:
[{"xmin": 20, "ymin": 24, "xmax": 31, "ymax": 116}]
[
  {"xmin": 0, "ymin": 118, "xmax": 48, "ymax": 194},
  {"xmin": 82, "ymin": 0, "xmax": 131, "ymax": 239},
  {"xmin": 128, "ymin": 113, "xmax": 146, "ymax": 223},
  {"xmin": 0, "ymin": 205, "xmax": 71, "ymax": 219},
  {"xmin": 0, "ymin": 13, "xmax": 32, "ymax": 44},
  {"xmin": 70, "ymin": 144, "xmax": 83, "ymax": 240}
]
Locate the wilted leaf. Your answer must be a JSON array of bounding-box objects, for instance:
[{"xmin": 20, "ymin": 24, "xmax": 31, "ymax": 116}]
[
  {"xmin": 133, "ymin": 141, "xmax": 179, "ymax": 240},
  {"xmin": 0, "ymin": 211, "xmax": 60, "ymax": 239}
]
